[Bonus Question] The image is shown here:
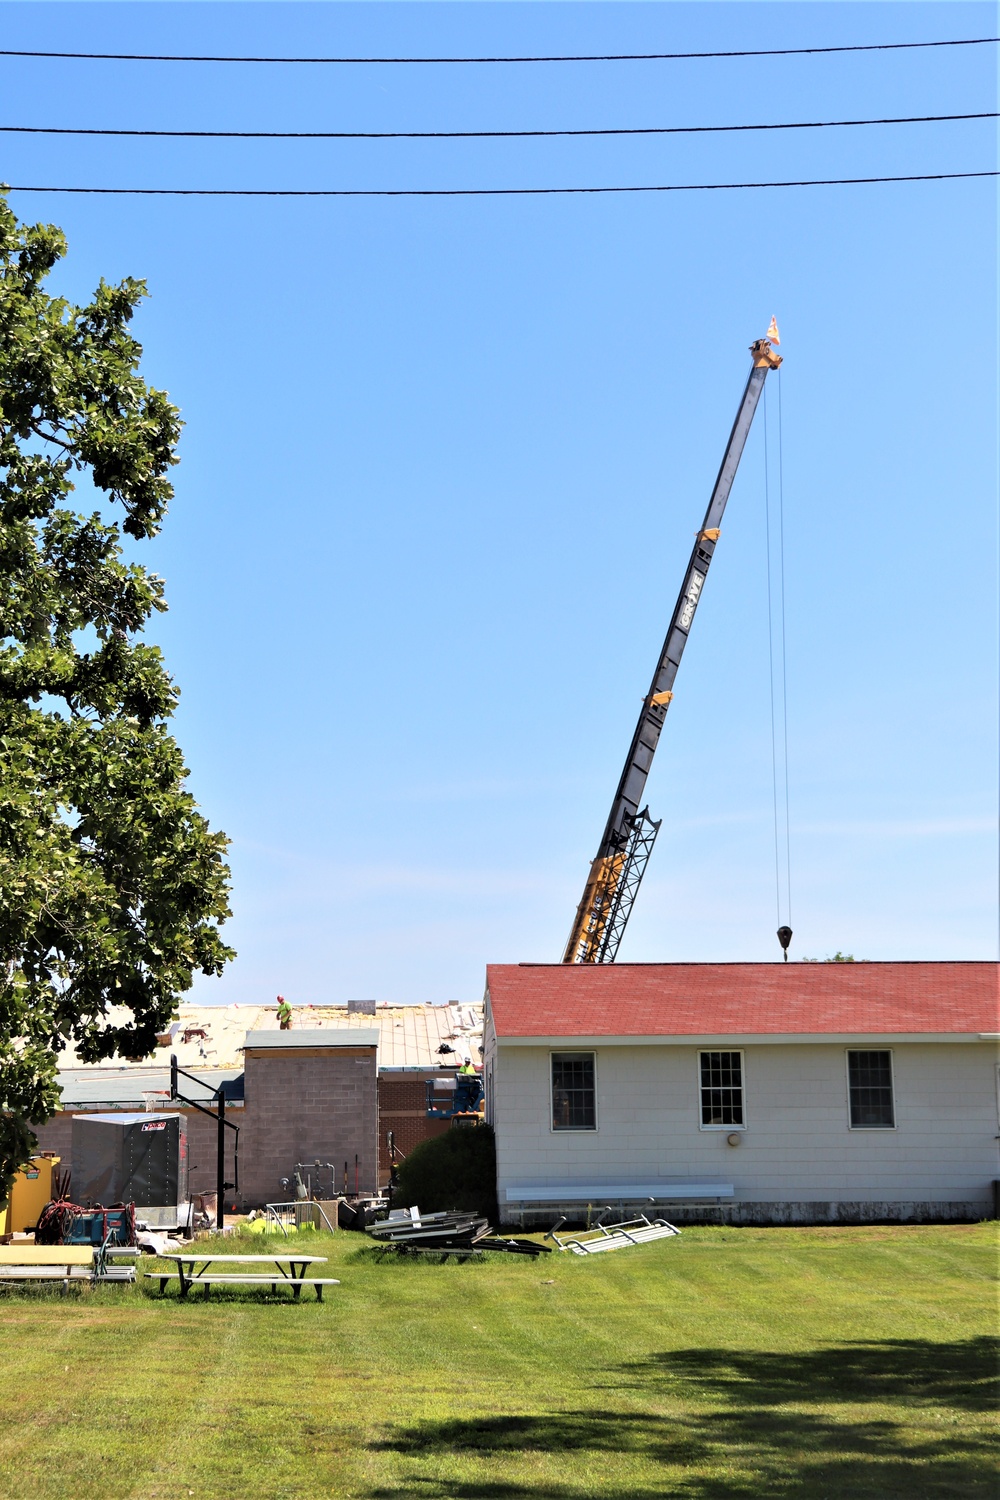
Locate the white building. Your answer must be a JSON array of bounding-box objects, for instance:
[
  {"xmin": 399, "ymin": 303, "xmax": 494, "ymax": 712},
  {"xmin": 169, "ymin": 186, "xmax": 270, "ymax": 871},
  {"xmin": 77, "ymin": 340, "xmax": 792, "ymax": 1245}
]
[{"xmin": 482, "ymin": 961, "xmax": 999, "ymax": 1226}]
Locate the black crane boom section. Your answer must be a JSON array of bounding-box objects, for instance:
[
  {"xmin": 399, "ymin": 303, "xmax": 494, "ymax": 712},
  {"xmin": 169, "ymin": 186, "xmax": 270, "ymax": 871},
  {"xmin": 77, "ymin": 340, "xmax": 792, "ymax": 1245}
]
[{"xmin": 562, "ymin": 333, "xmax": 782, "ymax": 964}]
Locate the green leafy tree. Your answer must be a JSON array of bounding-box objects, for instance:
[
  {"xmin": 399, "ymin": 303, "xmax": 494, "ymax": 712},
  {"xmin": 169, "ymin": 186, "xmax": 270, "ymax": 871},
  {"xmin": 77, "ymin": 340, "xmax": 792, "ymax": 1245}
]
[
  {"xmin": 394, "ymin": 1125, "xmax": 498, "ymax": 1222},
  {"xmin": 0, "ymin": 197, "xmax": 233, "ymax": 1201}
]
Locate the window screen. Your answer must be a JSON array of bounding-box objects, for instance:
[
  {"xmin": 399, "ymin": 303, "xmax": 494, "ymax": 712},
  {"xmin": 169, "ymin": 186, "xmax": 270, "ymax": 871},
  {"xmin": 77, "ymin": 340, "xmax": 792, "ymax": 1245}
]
[
  {"xmin": 848, "ymin": 1051, "xmax": 894, "ymax": 1128},
  {"xmin": 551, "ymin": 1052, "xmax": 596, "ymax": 1131},
  {"xmin": 700, "ymin": 1051, "xmax": 744, "ymax": 1127}
]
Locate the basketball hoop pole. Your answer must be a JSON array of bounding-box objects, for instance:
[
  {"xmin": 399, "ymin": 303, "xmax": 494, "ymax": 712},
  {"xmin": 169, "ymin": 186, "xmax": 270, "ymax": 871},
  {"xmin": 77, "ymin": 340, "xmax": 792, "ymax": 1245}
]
[{"xmin": 169, "ymin": 1053, "xmax": 240, "ymax": 1231}]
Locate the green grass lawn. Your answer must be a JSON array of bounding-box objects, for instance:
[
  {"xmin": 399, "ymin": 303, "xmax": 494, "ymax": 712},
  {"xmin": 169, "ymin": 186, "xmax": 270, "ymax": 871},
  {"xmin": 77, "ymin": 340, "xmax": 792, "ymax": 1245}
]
[{"xmin": 0, "ymin": 1222, "xmax": 995, "ymax": 1499}]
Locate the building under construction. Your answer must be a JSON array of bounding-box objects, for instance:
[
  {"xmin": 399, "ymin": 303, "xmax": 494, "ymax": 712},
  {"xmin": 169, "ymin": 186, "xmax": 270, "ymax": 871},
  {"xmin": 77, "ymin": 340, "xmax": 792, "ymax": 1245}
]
[{"xmin": 31, "ymin": 1000, "xmax": 484, "ymax": 1213}]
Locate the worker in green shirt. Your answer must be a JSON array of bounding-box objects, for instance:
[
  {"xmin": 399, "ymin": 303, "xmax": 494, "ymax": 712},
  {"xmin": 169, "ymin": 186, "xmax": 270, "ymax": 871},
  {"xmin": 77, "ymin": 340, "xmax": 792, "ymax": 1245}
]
[{"xmin": 276, "ymin": 995, "xmax": 292, "ymax": 1030}]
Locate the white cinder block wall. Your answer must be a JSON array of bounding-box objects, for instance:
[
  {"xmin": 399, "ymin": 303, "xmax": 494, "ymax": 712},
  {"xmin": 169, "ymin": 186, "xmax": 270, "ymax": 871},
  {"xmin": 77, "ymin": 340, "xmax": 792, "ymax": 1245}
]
[{"xmin": 486, "ymin": 1036, "xmax": 999, "ymax": 1225}]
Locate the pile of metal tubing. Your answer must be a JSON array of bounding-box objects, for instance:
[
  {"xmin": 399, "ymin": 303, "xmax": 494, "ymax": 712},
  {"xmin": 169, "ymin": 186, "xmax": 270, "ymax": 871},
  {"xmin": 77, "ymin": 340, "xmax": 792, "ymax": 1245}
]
[{"xmin": 367, "ymin": 1208, "xmax": 551, "ymax": 1259}]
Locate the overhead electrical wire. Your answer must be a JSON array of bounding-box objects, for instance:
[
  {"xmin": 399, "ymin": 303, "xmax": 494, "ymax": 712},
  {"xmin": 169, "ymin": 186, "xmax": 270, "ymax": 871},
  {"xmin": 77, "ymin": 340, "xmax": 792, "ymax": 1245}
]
[
  {"xmin": 0, "ymin": 36, "xmax": 995, "ymax": 64},
  {"xmin": 0, "ymin": 110, "xmax": 992, "ymax": 140},
  {"xmin": 5, "ymin": 171, "xmax": 997, "ymax": 197}
]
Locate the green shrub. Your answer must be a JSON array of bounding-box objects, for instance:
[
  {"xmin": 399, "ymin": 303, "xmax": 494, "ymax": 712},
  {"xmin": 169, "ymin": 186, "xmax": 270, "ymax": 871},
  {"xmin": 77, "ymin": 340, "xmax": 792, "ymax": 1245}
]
[{"xmin": 394, "ymin": 1125, "xmax": 497, "ymax": 1222}]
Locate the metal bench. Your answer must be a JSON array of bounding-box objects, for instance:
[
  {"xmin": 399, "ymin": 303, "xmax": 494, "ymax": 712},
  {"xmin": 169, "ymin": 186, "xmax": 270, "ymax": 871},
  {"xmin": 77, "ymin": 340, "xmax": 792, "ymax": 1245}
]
[
  {"xmin": 145, "ymin": 1270, "xmax": 340, "ymax": 1300},
  {"xmin": 549, "ymin": 1214, "xmax": 681, "ymax": 1255},
  {"xmin": 504, "ymin": 1182, "xmax": 734, "ymax": 1203},
  {"xmin": 503, "ymin": 1183, "xmax": 734, "ymax": 1229},
  {"xmin": 95, "ymin": 1246, "xmax": 139, "ymax": 1283},
  {"xmin": 0, "ymin": 1264, "xmax": 93, "ymax": 1283}
]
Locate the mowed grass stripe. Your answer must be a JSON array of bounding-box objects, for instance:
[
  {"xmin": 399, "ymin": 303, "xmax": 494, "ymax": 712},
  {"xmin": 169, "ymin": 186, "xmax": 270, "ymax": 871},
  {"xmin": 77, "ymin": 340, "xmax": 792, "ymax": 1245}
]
[{"xmin": 0, "ymin": 1222, "xmax": 993, "ymax": 1499}]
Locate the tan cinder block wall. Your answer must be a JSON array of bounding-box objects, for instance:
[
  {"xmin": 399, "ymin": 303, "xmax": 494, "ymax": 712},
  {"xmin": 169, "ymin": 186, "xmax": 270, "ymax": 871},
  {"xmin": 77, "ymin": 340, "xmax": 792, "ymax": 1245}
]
[
  {"xmin": 31, "ymin": 1113, "xmax": 74, "ymax": 1162},
  {"xmin": 241, "ymin": 1045, "xmax": 378, "ymax": 1206}
]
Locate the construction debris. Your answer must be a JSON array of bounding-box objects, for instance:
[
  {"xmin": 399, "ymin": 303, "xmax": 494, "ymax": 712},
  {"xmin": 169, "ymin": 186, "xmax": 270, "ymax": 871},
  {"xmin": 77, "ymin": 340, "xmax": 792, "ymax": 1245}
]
[
  {"xmin": 547, "ymin": 1212, "xmax": 680, "ymax": 1255},
  {"xmin": 367, "ymin": 1207, "xmax": 551, "ymax": 1260}
]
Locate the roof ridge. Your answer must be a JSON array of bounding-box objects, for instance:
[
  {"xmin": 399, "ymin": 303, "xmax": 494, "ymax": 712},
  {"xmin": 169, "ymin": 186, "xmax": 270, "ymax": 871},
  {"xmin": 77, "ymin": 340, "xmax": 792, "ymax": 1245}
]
[{"xmin": 506, "ymin": 959, "xmax": 996, "ymax": 968}]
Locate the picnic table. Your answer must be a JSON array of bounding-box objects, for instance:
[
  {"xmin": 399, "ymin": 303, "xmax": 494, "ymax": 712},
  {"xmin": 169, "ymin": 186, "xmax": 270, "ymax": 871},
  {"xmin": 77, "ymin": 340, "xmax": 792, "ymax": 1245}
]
[{"xmin": 146, "ymin": 1252, "xmax": 338, "ymax": 1301}]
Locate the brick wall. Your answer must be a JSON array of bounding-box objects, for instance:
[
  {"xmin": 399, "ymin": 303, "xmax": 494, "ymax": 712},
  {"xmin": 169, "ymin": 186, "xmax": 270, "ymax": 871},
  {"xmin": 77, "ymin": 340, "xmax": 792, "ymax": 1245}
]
[
  {"xmin": 378, "ymin": 1075, "xmax": 452, "ymax": 1179},
  {"xmin": 241, "ymin": 1044, "xmax": 378, "ymax": 1205}
]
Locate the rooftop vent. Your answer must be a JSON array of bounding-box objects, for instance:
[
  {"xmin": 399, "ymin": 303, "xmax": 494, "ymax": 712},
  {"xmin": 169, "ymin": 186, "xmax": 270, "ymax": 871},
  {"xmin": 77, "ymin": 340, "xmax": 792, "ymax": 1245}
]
[{"xmin": 347, "ymin": 999, "xmax": 377, "ymax": 1015}]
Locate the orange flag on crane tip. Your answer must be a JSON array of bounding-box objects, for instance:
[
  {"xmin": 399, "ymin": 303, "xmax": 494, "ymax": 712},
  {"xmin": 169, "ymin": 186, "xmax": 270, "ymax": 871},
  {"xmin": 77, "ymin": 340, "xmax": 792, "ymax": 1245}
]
[{"xmin": 766, "ymin": 316, "xmax": 780, "ymax": 344}]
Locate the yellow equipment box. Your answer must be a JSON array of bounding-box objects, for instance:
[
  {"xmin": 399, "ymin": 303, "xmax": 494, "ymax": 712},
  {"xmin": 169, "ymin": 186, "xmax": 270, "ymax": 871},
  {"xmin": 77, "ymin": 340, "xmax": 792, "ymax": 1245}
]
[{"xmin": 0, "ymin": 1155, "xmax": 61, "ymax": 1235}]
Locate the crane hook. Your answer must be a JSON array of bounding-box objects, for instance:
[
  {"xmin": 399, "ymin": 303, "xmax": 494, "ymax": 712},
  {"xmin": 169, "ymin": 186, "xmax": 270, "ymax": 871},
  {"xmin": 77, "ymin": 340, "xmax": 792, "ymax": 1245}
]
[{"xmin": 777, "ymin": 926, "xmax": 793, "ymax": 962}]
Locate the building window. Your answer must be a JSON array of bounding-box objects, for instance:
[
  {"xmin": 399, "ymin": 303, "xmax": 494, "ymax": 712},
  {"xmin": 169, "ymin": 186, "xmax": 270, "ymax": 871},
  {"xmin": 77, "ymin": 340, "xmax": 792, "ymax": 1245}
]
[
  {"xmin": 551, "ymin": 1052, "xmax": 596, "ymax": 1131},
  {"xmin": 699, "ymin": 1051, "xmax": 744, "ymax": 1127},
  {"xmin": 847, "ymin": 1050, "xmax": 895, "ymax": 1128}
]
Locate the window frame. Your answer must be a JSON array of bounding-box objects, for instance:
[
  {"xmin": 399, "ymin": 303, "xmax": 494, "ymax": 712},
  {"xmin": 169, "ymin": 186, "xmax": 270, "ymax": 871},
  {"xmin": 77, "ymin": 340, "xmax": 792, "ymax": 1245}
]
[
  {"xmin": 697, "ymin": 1048, "xmax": 747, "ymax": 1131},
  {"xmin": 549, "ymin": 1049, "xmax": 598, "ymax": 1133},
  {"xmin": 845, "ymin": 1048, "xmax": 896, "ymax": 1130}
]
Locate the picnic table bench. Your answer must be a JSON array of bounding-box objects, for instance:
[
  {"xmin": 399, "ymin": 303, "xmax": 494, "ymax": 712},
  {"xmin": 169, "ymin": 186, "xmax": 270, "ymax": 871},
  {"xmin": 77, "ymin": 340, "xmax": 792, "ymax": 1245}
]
[
  {"xmin": 0, "ymin": 1245, "xmax": 95, "ymax": 1290},
  {"xmin": 145, "ymin": 1252, "xmax": 338, "ymax": 1300},
  {"xmin": 0, "ymin": 1243, "xmax": 139, "ymax": 1288}
]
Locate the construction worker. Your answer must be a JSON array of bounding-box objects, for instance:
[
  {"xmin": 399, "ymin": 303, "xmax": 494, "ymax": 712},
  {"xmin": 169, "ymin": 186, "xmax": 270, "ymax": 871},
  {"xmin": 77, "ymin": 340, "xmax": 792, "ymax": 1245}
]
[
  {"xmin": 276, "ymin": 995, "xmax": 292, "ymax": 1030},
  {"xmin": 458, "ymin": 1057, "xmax": 476, "ymax": 1075}
]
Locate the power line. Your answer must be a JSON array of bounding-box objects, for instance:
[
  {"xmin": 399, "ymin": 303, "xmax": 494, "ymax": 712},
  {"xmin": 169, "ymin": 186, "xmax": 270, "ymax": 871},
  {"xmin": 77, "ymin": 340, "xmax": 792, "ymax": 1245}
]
[
  {"xmin": 1, "ymin": 111, "xmax": 993, "ymax": 141},
  {"xmin": 4, "ymin": 171, "xmax": 997, "ymax": 198},
  {"xmin": 0, "ymin": 37, "xmax": 995, "ymax": 64}
]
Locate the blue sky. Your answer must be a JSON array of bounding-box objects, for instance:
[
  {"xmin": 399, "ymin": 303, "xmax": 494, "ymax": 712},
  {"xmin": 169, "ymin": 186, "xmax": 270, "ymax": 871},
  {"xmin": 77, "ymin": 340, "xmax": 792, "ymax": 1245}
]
[{"xmin": 2, "ymin": 2, "xmax": 996, "ymax": 1004}]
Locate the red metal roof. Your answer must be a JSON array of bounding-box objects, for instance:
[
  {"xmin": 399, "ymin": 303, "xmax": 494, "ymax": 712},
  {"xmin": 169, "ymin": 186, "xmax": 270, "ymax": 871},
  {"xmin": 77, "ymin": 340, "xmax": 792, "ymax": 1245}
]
[{"xmin": 486, "ymin": 962, "xmax": 999, "ymax": 1038}]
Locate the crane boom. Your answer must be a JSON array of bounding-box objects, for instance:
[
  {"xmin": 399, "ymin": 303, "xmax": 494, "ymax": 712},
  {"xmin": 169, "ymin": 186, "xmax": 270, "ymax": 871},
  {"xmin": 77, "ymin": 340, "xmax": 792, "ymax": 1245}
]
[{"xmin": 562, "ymin": 333, "xmax": 782, "ymax": 964}]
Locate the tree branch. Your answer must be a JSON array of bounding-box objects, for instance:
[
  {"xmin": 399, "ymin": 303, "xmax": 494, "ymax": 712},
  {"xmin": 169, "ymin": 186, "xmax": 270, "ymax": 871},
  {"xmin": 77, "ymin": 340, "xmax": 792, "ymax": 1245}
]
[{"xmin": 29, "ymin": 422, "xmax": 75, "ymax": 454}]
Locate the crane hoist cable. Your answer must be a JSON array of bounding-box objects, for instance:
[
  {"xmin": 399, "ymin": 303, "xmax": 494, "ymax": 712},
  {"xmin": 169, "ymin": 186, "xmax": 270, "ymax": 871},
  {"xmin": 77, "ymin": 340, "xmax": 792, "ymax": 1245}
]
[
  {"xmin": 764, "ymin": 377, "xmax": 793, "ymax": 940},
  {"xmin": 563, "ymin": 326, "xmax": 782, "ymax": 965},
  {"xmin": 778, "ymin": 374, "xmax": 792, "ymax": 931}
]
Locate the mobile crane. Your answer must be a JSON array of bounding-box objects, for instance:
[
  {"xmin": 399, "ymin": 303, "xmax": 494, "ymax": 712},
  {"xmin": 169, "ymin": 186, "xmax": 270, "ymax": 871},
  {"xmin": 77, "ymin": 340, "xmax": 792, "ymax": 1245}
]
[{"xmin": 562, "ymin": 326, "xmax": 783, "ymax": 964}]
